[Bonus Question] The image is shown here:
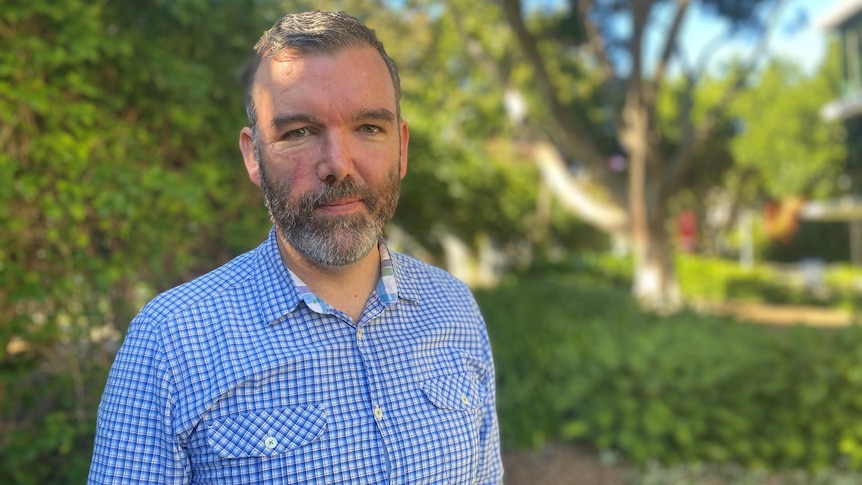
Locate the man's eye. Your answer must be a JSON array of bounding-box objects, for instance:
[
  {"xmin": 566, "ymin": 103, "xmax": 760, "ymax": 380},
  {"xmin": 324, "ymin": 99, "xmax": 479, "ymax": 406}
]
[
  {"xmin": 286, "ymin": 127, "xmax": 309, "ymax": 138},
  {"xmin": 361, "ymin": 125, "xmax": 381, "ymax": 134}
]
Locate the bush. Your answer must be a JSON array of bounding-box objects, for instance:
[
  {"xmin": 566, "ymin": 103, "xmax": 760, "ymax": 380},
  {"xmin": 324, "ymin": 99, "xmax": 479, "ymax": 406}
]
[
  {"xmin": 0, "ymin": 2, "xmax": 268, "ymax": 482},
  {"xmin": 477, "ymin": 271, "xmax": 862, "ymax": 472},
  {"xmin": 563, "ymin": 251, "xmax": 862, "ymax": 310}
]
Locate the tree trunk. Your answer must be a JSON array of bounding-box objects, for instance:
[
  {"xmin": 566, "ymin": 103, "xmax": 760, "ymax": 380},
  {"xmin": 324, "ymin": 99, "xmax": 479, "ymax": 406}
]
[
  {"xmin": 627, "ymin": 144, "xmax": 681, "ymax": 310},
  {"xmin": 622, "ymin": 0, "xmax": 681, "ymax": 311},
  {"xmin": 631, "ymin": 210, "xmax": 681, "ymax": 311}
]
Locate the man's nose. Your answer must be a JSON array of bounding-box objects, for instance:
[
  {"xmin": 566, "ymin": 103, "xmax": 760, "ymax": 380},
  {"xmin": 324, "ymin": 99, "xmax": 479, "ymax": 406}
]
[{"xmin": 318, "ymin": 131, "xmax": 355, "ymax": 182}]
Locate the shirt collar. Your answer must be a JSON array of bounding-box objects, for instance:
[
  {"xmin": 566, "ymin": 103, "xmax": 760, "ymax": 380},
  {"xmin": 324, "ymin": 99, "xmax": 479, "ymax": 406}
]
[
  {"xmin": 255, "ymin": 228, "xmax": 402, "ymax": 321},
  {"xmin": 376, "ymin": 241, "xmax": 399, "ymax": 304},
  {"xmin": 253, "ymin": 228, "xmax": 304, "ymax": 327}
]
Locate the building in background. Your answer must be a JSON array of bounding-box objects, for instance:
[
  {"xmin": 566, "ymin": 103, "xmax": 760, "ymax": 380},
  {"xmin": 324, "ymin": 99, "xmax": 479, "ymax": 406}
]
[
  {"xmin": 820, "ymin": 0, "xmax": 862, "ymax": 180},
  {"xmin": 803, "ymin": 0, "xmax": 862, "ymax": 264}
]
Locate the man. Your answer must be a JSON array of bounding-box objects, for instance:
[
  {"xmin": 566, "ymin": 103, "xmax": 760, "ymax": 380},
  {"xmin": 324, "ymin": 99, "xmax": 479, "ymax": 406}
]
[{"xmin": 88, "ymin": 10, "xmax": 502, "ymax": 484}]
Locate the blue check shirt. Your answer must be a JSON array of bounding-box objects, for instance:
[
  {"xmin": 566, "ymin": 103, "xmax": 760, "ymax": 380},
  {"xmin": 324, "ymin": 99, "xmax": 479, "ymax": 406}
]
[{"xmin": 88, "ymin": 229, "xmax": 502, "ymax": 484}]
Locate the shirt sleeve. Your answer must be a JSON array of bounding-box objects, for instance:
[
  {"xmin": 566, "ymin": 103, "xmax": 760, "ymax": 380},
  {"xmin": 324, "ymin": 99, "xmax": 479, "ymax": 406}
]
[
  {"xmin": 88, "ymin": 315, "xmax": 190, "ymax": 484},
  {"xmin": 472, "ymin": 301, "xmax": 505, "ymax": 485}
]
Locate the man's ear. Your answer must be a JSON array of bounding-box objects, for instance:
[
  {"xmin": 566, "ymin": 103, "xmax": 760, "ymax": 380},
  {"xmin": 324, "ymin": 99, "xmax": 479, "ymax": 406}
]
[
  {"xmin": 399, "ymin": 120, "xmax": 409, "ymax": 180},
  {"xmin": 239, "ymin": 126, "xmax": 261, "ymax": 186}
]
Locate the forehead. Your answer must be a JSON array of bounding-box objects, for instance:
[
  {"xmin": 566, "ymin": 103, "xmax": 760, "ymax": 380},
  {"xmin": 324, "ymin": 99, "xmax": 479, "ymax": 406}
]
[{"xmin": 252, "ymin": 46, "xmax": 397, "ymax": 120}]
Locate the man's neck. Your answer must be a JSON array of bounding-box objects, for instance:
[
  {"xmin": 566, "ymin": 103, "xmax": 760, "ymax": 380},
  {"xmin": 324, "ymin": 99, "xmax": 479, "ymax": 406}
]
[{"xmin": 276, "ymin": 236, "xmax": 381, "ymax": 323}]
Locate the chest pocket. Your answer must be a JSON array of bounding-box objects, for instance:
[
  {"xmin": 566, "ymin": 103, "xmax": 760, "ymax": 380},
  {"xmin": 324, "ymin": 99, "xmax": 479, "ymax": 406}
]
[
  {"xmin": 408, "ymin": 348, "xmax": 489, "ymax": 484},
  {"xmin": 416, "ymin": 348, "xmax": 490, "ymax": 410},
  {"xmin": 421, "ymin": 372, "xmax": 481, "ymax": 411},
  {"xmin": 207, "ymin": 403, "xmax": 327, "ymax": 459}
]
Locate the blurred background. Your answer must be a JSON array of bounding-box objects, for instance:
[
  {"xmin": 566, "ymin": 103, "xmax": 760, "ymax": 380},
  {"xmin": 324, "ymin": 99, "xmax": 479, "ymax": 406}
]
[{"xmin": 4, "ymin": 0, "xmax": 862, "ymax": 483}]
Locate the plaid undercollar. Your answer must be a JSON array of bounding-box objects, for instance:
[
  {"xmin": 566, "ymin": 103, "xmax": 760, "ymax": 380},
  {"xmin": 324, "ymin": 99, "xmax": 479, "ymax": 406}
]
[{"xmin": 287, "ymin": 239, "xmax": 398, "ymax": 314}]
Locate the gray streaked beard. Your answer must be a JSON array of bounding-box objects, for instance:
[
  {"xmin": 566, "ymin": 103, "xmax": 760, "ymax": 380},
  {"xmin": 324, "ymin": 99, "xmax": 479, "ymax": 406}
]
[{"xmin": 259, "ymin": 156, "xmax": 401, "ymax": 268}]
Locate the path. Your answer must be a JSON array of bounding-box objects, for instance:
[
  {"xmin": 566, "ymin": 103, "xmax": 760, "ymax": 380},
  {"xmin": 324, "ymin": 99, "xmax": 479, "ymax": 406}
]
[
  {"xmin": 503, "ymin": 444, "xmax": 626, "ymax": 485},
  {"xmin": 712, "ymin": 300, "xmax": 854, "ymax": 327}
]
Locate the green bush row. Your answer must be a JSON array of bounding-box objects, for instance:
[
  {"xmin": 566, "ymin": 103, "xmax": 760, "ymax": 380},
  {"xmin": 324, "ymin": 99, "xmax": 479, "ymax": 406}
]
[
  {"xmin": 477, "ymin": 271, "xmax": 862, "ymax": 472},
  {"xmin": 677, "ymin": 254, "xmax": 862, "ymax": 310},
  {"xmin": 544, "ymin": 251, "xmax": 862, "ymax": 310}
]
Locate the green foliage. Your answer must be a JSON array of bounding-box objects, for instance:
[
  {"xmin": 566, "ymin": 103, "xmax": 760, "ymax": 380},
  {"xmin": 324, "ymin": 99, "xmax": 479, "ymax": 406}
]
[
  {"xmin": 383, "ymin": 1, "xmax": 544, "ymax": 257},
  {"xmin": 0, "ymin": 0, "xmax": 270, "ymax": 481},
  {"xmin": 523, "ymin": 2, "xmax": 618, "ymax": 153},
  {"xmin": 559, "ymin": 250, "xmax": 862, "ymax": 310},
  {"xmin": 729, "ymin": 43, "xmax": 847, "ymax": 200},
  {"xmin": 479, "ymin": 269, "xmax": 862, "ymax": 472},
  {"xmin": 676, "ymin": 254, "xmax": 800, "ymax": 303},
  {"xmin": 398, "ymin": 119, "xmax": 540, "ymax": 256},
  {"xmin": 635, "ymin": 460, "xmax": 862, "ymax": 484},
  {"xmin": 657, "ymin": 75, "xmax": 739, "ymax": 212},
  {"xmin": 677, "ymin": 252, "xmax": 862, "ymax": 311},
  {"xmin": 479, "ymin": 272, "xmax": 632, "ymax": 449},
  {"xmin": 0, "ymin": 363, "xmax": 107, "ymax": 484}
]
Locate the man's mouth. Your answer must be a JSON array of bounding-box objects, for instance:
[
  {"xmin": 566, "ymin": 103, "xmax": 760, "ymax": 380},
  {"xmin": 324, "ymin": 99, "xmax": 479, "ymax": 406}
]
[{"xmin": 315, "ymin": 197, "xmax": 364, "ymax": 215}]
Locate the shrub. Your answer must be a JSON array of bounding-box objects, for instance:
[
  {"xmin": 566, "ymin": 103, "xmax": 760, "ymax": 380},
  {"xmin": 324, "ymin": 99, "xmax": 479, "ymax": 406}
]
[
  {"xmin": 566, "ymin": 251, "xmax": 862, "ymax": 309},
  {"xmin": 478, "ymin": 271, "xmax": 862, "ymax": 472},
  {"xmin": 0, "ymin": 1, "xmax": 267, "ymax": 482}
]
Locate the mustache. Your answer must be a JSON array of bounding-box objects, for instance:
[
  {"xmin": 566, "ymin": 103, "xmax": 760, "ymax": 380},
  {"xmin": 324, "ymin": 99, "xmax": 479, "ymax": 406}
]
[{"xmin": 300, "ymin": 178, "xmax": 375, "ymax": 214}]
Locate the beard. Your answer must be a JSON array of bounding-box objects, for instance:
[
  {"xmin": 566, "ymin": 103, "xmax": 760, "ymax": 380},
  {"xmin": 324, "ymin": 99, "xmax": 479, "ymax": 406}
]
[{"xmin": 258, "ymin": 150, "xmax": 401, "ymax": 268}]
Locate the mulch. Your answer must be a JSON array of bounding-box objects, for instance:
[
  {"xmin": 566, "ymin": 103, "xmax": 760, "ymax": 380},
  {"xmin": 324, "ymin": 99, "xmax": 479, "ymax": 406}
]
[{"xmin": 502, "ymin": 443, "xmax": 628, "ymax": 485}]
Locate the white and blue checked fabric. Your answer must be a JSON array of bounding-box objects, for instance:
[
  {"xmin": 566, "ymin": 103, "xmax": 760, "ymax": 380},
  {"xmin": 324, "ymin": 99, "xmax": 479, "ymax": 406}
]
[{"xmin": 88, "ymin": 228, "xmax": 503, "ymax": 484}]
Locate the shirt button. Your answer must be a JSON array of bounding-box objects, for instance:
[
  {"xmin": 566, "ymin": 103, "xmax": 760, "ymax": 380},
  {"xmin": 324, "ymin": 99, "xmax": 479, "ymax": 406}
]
[
  {"xmin": 373, "ymin": 406, "xmax": 383, "ymax": 420},
  {"xmin": 357, "ymin": 328, "xmax": 364, "ymax": 339},
  {"xmin": 264, "ymin": 436, "xmax": 277, "ymax": 449},
  {"xmin": 461, "ymin": 394, "xmax": 470, "ymax": 406}
]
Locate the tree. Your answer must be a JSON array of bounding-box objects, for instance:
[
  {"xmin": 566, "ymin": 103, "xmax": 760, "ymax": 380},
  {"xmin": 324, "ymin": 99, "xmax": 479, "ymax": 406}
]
[{"xmin": 496, "ymin": 0, "xmax": 792, "ymax": 309}]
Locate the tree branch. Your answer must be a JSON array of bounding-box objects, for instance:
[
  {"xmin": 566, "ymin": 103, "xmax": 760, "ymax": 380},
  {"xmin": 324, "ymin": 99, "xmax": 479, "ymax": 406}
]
[
  {"xmin": 652, "ymin": 0, "xmax": 690, "ymax": 90},
  {"xmin": 576, "ymin": 0, "xmax": 617, "ymax": 89},
  {"xmin": 498, "ymin": 0, "xmax": 608, "ymax": 170},
  {"xmin": 665, "ymin": 0, "xmax": 787, "ymax": 193},
  {"xmin": 575, "ymin": 0, "xmax": 630, "ymax": 134},
  {"xmin": 530, "ymin": 139, "xmax": 629, "ymax": 234}
]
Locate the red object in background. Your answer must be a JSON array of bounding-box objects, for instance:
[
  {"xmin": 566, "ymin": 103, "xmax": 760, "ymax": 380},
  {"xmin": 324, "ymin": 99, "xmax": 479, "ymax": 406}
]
[
  {"xmin": 677, "ymin": 210, "xmax": 697, "ymax": 252},
  {"xmin": 765, "ymin": 197, "xmax": 804, "ymax": 244}
]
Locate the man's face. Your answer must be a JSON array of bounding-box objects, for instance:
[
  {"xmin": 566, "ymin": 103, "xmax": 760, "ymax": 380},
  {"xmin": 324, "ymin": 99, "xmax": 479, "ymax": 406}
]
[{"xmin": 240, "ymin": 46, "xmax": 409, "ymax": 268}]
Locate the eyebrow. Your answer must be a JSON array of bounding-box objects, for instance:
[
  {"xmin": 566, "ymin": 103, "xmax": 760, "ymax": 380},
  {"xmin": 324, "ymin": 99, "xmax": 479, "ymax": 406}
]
[
  {"xmin": 269, "ymin": 108, "xmax": 397, "ymax": 131},
  {"xmin": 353, "ymin": 108, "xmax": 397, "ymax": 124},
  {"xmin": 270, "ymin": 113, "xmax": 323, "ymax": 131}
]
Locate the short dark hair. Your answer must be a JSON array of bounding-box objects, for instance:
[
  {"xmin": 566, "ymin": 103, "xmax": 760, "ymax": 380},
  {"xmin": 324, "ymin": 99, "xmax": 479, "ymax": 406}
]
[{"xmin": 242, "ymin": 11, "xmax": 401, "ymax": 131}]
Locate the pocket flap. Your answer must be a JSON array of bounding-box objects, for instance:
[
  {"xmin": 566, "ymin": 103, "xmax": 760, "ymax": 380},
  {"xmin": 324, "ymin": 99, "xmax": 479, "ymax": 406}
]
[
  {"xmin": 208, "ymin": 403, "xmax": 327, "ymax": 458},
  {"xmin": 421, "ymin": 373, "xmax": 480, "ymax": 411}
]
